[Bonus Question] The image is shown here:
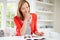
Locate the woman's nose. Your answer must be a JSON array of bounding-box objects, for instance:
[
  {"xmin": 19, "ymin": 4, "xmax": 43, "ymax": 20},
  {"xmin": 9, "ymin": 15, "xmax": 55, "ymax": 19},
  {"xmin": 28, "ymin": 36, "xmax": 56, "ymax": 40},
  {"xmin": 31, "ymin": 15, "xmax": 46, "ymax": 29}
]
[{"xmin": 25, "ymin": 8, "xmax": 28, "ymax": 13}]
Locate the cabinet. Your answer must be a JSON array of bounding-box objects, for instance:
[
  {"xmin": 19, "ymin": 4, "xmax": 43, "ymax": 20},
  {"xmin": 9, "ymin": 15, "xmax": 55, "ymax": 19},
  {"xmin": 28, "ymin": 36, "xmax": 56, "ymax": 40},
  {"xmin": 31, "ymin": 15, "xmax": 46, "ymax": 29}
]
[{"xmin": 35, "ymin": 0, "xmax": 55, "ymax": 31}]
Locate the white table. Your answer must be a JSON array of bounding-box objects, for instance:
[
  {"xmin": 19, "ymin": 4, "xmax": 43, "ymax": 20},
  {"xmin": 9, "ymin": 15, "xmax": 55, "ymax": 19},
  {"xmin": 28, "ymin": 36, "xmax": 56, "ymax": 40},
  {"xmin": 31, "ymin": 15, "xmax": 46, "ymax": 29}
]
[
  {"xmin": 0, "ymin": 31, "xmax": 60, "ymax": 40},
  {"xmin": 0, "ymin": 35, "xmax": 60, "ymax": 40}
]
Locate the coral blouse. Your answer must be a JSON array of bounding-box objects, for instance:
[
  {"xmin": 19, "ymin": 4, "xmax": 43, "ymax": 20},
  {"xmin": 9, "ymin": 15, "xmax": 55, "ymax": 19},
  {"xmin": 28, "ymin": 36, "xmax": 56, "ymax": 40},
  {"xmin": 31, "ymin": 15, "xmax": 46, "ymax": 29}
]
[{"xmin": 14, "ymin": 13, "xmax": 38, "ymax": 36}]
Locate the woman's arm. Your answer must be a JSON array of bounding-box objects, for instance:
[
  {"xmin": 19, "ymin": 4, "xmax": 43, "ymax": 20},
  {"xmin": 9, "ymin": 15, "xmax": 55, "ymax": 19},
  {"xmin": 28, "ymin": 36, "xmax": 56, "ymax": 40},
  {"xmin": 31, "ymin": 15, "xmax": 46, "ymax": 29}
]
[
  {"xmin": 14, "ymin": 17, "xmax": 28, "ymax": 36},
  {"xmin": 20, "ymin": 20, "xmax": 28, "ymax": 36},
  {"xmin": 14, "ymin": 13, "xmax": 30, "ymax": 36},
  {"xmin": 35, "ymin": 31, "xmax": 44, "ymax": 36},
  {"xmin": 20, "ymin": 13, "xmax": 30, "ymax": 36},
  {"xmin": 33, "ymin": 14, "xmax": 44, "ymax": 36}
]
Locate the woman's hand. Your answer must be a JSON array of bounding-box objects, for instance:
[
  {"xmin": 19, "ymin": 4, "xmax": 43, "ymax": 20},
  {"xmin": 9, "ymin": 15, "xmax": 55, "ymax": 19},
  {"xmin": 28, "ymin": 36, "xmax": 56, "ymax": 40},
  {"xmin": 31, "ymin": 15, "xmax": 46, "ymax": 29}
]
[
  {"xmin": 35, "ymin": 31, "xmax": 44, "ymax": 36},
  {"xmin": 20, "ymin": 13, "xmax": 30, "ymax": 35},
  {"xmin": 24, "ymin": 13, "xmax": 30, "ymax": 21},
  {"xmin": 39, "ymin": 32, "xmax": 44, "ymax": 36}
]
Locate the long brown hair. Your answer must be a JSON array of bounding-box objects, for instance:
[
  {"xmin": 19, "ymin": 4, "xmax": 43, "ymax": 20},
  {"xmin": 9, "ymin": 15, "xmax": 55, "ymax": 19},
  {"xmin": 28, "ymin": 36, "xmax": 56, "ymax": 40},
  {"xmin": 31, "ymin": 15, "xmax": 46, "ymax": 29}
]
[{"xmin": 17, "ymin": 0, "xmax": 30, "ymax": 20}]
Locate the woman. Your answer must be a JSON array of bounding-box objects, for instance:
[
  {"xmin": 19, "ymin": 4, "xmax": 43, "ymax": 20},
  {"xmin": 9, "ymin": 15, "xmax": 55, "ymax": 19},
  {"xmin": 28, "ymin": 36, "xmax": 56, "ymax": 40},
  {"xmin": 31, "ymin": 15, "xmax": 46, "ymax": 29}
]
[{"xmin": 14, "ymin": 0, "xmax": 44, "ymax": 36}]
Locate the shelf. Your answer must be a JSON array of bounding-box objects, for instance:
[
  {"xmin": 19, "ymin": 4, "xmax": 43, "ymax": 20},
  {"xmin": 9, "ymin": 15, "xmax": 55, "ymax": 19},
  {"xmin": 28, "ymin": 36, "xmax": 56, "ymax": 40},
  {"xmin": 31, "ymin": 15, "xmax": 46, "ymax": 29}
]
[
  {"xmin": 36, "ymin": 1, "xmax": 54, "ymax": 6},
  {"xmin": 31, "ymin": 0, "xmax": 55, "ymax": 30},
  {"xmin": 38, "ymin": 28, "xmax": 53, "ymax": 32},
  {"xmin": 36, "ymin": 10, "xmax": 54, "ymax": 14},
  {"xmin": 37, "ymin": 19, "xmax": 54, "ymax": 22}
]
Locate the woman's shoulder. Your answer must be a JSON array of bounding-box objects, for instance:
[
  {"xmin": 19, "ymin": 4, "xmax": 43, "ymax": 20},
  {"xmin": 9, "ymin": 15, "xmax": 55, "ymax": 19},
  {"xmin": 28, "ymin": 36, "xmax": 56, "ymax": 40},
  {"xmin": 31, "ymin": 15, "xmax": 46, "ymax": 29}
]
[
  {"xmin": 14, "ymin": 16, "xmax": 18, "ymax": 20},
  {"xmin": 31, "ymin": 13, "xmax": 37, "ymax": 21},
  {"xmin": 14, "ymin": 16, "xmax": 21, "ymax": 19},
  {"xmin": 14, "ymin": 16, "xmax": 23, "ymax": 24},
  {"xmin": 14, "ymin": 16, "xmax": 17, "ymax": 18},
  {"xmin": 31, "ymin": 13, "xmax": 37, "ymax": 18},
  {"xmin": 14, "ymin": 16, "xmax": 21, "ymax": 21},
  {"xmin": 31, "ymin": 13, "xmax": 37, "ymax": 15}
]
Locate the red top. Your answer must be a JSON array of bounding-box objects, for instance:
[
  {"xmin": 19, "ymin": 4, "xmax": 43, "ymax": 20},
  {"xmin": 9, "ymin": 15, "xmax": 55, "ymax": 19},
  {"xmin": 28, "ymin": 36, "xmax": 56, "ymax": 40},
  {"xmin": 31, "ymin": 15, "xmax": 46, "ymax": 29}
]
[{"xmin": 14, "ymin": 13, "xmax": 38, "ymax": 36}]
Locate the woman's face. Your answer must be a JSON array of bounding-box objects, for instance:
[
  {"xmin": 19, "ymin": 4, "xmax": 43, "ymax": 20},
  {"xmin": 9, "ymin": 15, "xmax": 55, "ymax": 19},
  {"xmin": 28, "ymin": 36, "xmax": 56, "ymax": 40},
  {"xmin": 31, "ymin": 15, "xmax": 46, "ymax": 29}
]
[{"xmin": 21, "ymin": 2, "xmax": 30, "ymax": 17}]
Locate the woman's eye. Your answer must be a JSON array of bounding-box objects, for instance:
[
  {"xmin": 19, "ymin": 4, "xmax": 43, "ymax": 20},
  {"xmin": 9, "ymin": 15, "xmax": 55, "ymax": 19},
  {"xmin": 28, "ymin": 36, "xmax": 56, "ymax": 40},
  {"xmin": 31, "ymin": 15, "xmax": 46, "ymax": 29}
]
[{"xmin": 22, "ymin": 8, "xmax": 25, "ymax": 10}]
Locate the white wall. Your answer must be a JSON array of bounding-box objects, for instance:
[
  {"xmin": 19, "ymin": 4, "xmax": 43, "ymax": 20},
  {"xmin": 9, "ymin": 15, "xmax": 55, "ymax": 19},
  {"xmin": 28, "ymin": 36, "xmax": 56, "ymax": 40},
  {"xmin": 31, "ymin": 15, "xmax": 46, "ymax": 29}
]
[
  {"xmin": 27, "ymin": 0, "xmax": 36, "ymax": 13},
  {"xmin": 54, "ymin": 0, "xmax": 60, "ymax": 33}
]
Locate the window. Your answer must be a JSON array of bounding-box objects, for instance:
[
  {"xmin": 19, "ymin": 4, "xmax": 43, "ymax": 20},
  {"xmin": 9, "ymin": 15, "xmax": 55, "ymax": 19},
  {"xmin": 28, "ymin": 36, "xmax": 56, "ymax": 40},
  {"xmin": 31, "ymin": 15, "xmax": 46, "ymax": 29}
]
[
  {"xmin": 6, "ymin": 3, "xmax": 16, "ymax": 28},
  {"xmin": 0, "ymin": 3, "xmax": 3, "ymax": 28},
  {"xmin": 0, "ymin": 0, "xmax": 17, "ymax": 28}
]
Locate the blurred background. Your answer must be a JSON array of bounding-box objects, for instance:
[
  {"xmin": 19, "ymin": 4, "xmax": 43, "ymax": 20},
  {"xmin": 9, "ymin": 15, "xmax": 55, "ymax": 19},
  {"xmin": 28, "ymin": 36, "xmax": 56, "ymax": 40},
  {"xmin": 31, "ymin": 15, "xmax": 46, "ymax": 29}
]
[{"xmin": 0, "ymin": 0, "xmax": 60, "ymax": 37}]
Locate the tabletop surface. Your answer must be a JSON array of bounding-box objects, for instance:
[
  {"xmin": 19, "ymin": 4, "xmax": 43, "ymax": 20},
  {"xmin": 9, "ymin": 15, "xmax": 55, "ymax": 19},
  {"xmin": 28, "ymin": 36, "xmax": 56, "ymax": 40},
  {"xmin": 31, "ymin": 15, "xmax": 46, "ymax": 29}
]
[{"xmin": 0, "ymin": 35, "xmax": 60, "ymax": 40}]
